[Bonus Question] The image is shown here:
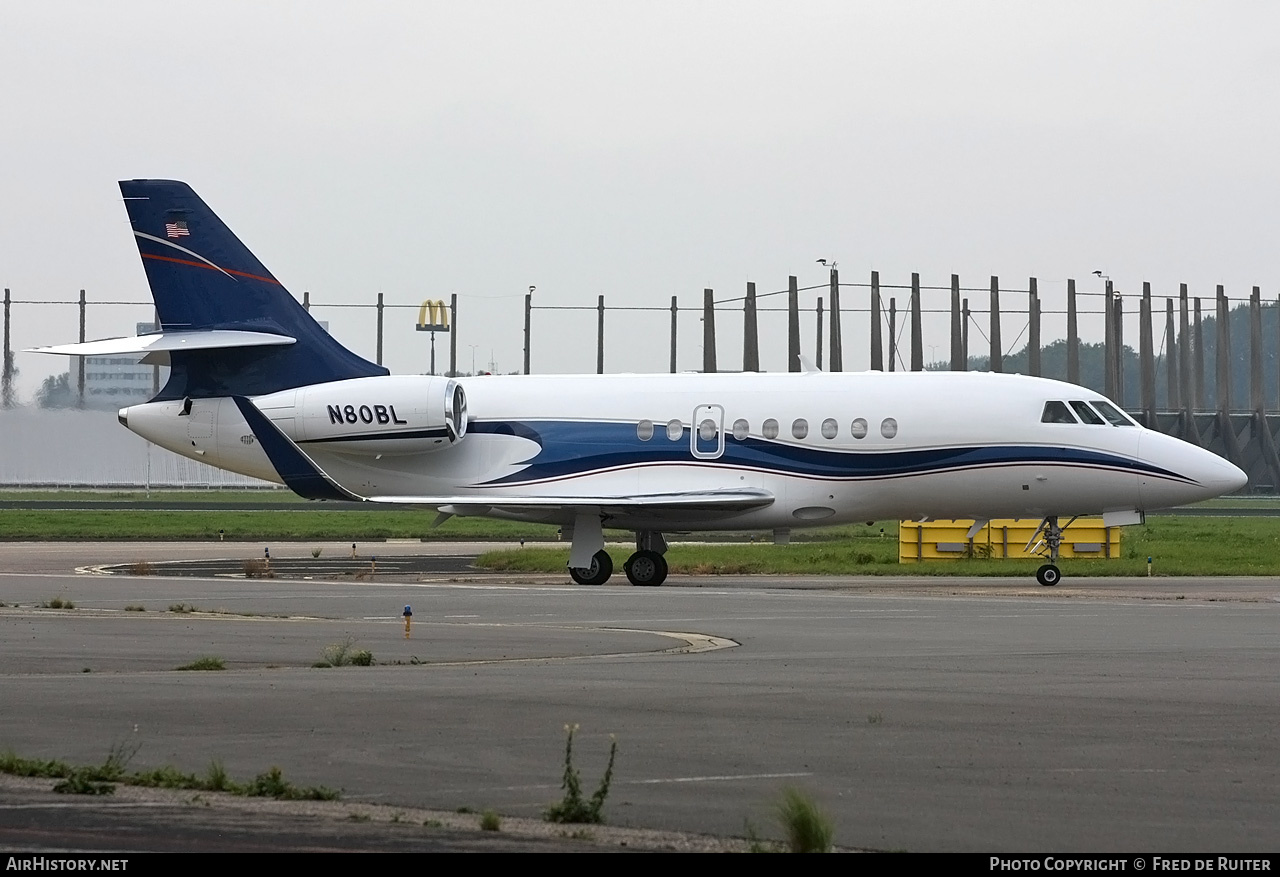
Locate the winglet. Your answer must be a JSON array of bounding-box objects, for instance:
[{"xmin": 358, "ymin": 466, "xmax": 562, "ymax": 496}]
[
  {"xmin": 798, "ymin": 354, "xmax": 822, "ymax": 373},
  {"xmin": 232, "ymin": 396, "xmax": 363, "ymax": 502}
]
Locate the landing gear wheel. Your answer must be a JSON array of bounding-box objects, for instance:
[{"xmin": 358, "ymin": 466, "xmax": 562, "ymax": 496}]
[
  {"xmin": 1036, "ymin": 563, "xmax": 1061, "ymax": 587},
  {"xmin": 569, "ymin": 550, "xmax": 613, "ymax": 586},
  {"xmin": 624, "ymin": 550, "xmax": 668, "ymax": 586}
]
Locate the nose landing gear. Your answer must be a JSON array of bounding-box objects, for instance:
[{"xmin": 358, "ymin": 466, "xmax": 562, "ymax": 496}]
[{"xmin": 1030, "ymin": 516, "xmax": 1071, "ymax": 586}]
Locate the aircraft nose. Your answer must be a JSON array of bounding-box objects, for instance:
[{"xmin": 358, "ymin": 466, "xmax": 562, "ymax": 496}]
[{"xmin": 1139, "ymin": 431, "xmax": 1247, "ymax": 506}]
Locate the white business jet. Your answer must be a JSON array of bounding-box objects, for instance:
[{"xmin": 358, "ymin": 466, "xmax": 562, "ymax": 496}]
[{"xmin": 31, "ymin": 181, "xmax": 1247, "ymax": 587}]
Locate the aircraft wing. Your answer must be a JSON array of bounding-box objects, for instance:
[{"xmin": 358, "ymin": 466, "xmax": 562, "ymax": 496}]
[
  {"xmin": 232, "ymin": 394, "xmax": 775, "ymax": 516},
  {"xmin": 365, "ymin": 489, "xmax": 776, "ymax": 518}
]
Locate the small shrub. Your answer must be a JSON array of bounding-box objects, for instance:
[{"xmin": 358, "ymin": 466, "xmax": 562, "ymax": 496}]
[
  {"xmin": 479, "ymin": 810, "xmax": 501, "ymax": 831},
  {"xmin": 43, "ymin": 596, "xmax": 74, "ymax": 609},
  {"xmin": 124, "ymin": 605, "xmax": 146, "ymax": 612},
  {"xmin": 867, "ymin": 712, "xmax": 883, "ymax": 725},
  {"xmin": 243, "ymin": 558, "xmax": 269, "ymax": 578},
  {"xmin": 776, "ymin": 787, "xmax": 834, "ymax": 853},
  {"xmin": 53, "ymin": 771, "xmax": 114, "ymax": 796},
  {"xmin": 311, "ymin": 547, "xmax": 323, "ymax": 558},
  {"xmin": 543, "ymin": 724, "xmax": 617, "ymax": 824},
  {"xmin": 245, "ymin": 766, "xmax": 289, "ymax": 798},
  {"xmin": 319, "ymin": 637, "xmax": 372, "ymax": 667},
  {"xmin": 175, "ymin": 657, "xmax": 225, "ymax": 671},
  {"xmin": 128, "ymin": 561, "xmax": 154, "ymax": 576},
  {"xmin": 205, "ymin": 760, "xmax": 232, "ymax": 792},
  {"xmin": 168, "ymin": 603, "xmax": 193, "ymax": 614}
]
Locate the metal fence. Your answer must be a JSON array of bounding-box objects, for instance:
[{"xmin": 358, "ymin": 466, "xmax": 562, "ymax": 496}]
[{"xmin": 4, "ymin": 272, "xmax": 1280, "ymax": 488}]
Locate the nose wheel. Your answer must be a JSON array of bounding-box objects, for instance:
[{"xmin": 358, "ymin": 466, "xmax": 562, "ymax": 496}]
[
  {"xmin": 568, "ymin": 550, "xmax": 613, "ymax": 586},
  {"xmin": 1035, "ymin": 563, "xmax": 1061, "ymax": 587}
]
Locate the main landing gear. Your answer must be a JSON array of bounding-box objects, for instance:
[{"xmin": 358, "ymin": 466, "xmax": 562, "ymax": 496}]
[
  {"xmin": 1031, "ymin": 516, "xmax": 1069, "ymax": 587},
  {"xmin": 566, "ymin": 528, "xmax": 669, "ymax": 587}
]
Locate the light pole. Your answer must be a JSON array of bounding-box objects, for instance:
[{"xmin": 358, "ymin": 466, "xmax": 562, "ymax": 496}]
[{"xmin": 468, "ymin": 344, "xmax": 479, "ymax": 375}]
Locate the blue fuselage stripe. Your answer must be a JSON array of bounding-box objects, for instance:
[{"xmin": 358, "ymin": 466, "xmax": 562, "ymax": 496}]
[{"xmin": 466, "ymin": 420, "xmax": 1192, "ymax": 486}]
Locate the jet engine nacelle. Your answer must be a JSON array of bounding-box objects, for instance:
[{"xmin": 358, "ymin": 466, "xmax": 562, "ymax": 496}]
[{"xmin": 257, "ymin": 375, "xmax": 468, "ymax": 456}]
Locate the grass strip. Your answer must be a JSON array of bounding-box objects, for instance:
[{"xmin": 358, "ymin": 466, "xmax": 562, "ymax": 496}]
[
  {"xmin": 0, "ymin": 749, "xmax": 338, "ymax": 800},
  {"xmin": 478, "ymin": 516, "xmax": 1280, "ymax": 577}
]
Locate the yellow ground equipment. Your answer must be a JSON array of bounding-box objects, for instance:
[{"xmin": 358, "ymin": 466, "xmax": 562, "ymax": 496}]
[{"xmin": 899, "ymin": 518, "xmax": 1121, "ymax": 563}]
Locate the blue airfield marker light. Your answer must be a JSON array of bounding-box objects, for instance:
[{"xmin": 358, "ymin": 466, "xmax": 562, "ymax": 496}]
[
  {"xmin": 1147, "ymin": 556, "xmax": 1153, "ymax": 576},
  {"xmin": 403, "ymin": 604, "xmax": 412, "ymax": 638}
]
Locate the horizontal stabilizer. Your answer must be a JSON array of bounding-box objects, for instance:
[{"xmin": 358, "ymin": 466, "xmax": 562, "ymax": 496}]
[{"xmin": 27, "ymin": 330, "xmax": 296, "ymax": 358}]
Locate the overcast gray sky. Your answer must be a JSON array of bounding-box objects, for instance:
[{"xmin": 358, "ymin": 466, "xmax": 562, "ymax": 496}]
[{"xmin": 2, "ymin": 1, "xmax": 1278, "ymax": 396}]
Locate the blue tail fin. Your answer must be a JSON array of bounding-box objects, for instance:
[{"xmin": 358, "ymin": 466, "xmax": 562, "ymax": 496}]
[{"xmin": 120, "ymin": 179, "xmax": 387, "ymax": 399}]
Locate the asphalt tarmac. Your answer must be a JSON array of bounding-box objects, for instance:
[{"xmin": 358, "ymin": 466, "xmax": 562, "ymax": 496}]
[{"xmin": 1, "ymin": 541, "xmax": 1278, "ymax": 853}]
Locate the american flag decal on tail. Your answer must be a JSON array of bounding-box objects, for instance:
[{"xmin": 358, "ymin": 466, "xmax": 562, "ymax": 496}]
[{"xmin": 165, "ymin": 220, "xmax": 189, "ymax": 239}]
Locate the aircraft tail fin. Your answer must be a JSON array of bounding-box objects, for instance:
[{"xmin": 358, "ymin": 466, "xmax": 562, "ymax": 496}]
[{"xmin": 118, "ymin": 180, "xmax": 387, "ymax": 400}]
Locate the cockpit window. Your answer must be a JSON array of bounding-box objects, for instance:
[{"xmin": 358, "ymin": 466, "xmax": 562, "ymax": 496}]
[
  {"xmin": 1041, "ymin": 401, "xmax": 1077, "ymax": 424},
  {"xmin": 1092, "ymin": 400, "xmax": 1136, "ymax": 426},
  {"xmin": 1069, "ymin": 401, "xmax": 1106, "ymax": 425}
]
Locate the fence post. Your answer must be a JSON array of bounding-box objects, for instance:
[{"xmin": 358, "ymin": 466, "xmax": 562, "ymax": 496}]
[
  {"xmin": 1216, "ymin": 287, "xmax": 1230, "ymax": 411},
  {"xmin": 1179, "ymin": 283, "xmax": 1191, "ymax": 411},
  {"xmin": 870, "ymin": 271, "xmax": 883, "ymax": 371},
  {"xmin": 670, "ymin": 295, "xmax": 679, "ymax": 374},
  {"xmin": 376, "ymin": 292, "xmax": 384, "ymax": 366},
  {"xmin": 1166, "ymin": 299, "xmax": 1180, "ymax": 410},
  {"xmin": 962, "ymin": 297, "xmax": 970, "ymax": 367},
  {"xmin": 1067, "ymin": 279, "xmax": 1080, "ymax": 384},
  {"xmin": 950, "ymin": 275, "xmax": 963, "ymax": 371},
  {"xmin": 828, "ymin": 266, "xmax": 842, "ymax": 371},
  {"xmin": 989, "ymin": 276, "xmax": 1002, "ymax": 373},
  {"xmin": 910, "ymin": 273, "xmax": 922, "ymax": 371},
  {"xmin": 815, "ymin": 296, "xmax": 824, "ymax": 370},
  {"xmin": 2, "ymin": 288, "xmax": 11, "ymax": 408},
  {"xmin": 888, "ymin": 298, "xmax": 897, "ymax": 372},
  {"xmin": 596, "ymin": 294, "xmax": 605, "ymax": 375},
  {"xmin": 1194, "ymin": 297, "xmax": 1204, "ymax": 409},
  {"xmin": 449, "ymin": 293, "xmax": 457, "ymax": 377},
  {"xmin": 743, "ymin": 283, "xmax": 759, "ymax": 372},
  {"xmin": 787, "ymin": 276, "xmax": 800, "ymax": 372},
  {"xmin": 1140, "ymin": 282, "xmax": 1154, "ymax": 424},
  {"xmin": 1251, "ymin": 287, "xmax": 1263, "ymax": 414},
  {"xmin": 703, "ymin": 288, "xmax": 717, "ymax": 374},
  {"xmin": 78, "ymin": 289, "xmax": 86, "ymax": 408},
  {"xmin": 1113, "ymin": 283, "xmax": 1125, "ymax": 406},
  {"xmin": 1028, "ymin": 277, "xmax": 1041, "ymax": 377},
  {"xmin": 523, "ymin": 291, "xmax": 532, "ymax": 375}
]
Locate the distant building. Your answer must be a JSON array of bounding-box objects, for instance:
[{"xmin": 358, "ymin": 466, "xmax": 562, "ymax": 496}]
[{"xmin": 75, "ymin": 322, "xmax": 166, "ymax": 410}]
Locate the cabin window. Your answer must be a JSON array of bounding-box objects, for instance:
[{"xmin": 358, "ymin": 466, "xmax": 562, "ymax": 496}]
[
  {"xmin": 821, "ymin": 418, "xmax": 838, "ymax": 439},
  {"xmin": 1041, "ymin": 401, "xmax": 1077, "ymax": 424},
  {"xmin": 850, "ymin": 418, "xmax": 868, "ymax": 439},
  {"xmin": 762, "ymin": 418, "xmax": 779, "ymax": 439},
  {"xmin": 698, "ymin": 419, "xmax": 718, "ymax": 441},
  {"xmin": 637, "ymin": 419, "xmax": 654, "ymax": 441},
  {"xmin": 1069, "ymin": 401, "xmax": 1106, "ymax": 425},
  {"xmin": 666, "ymin": 419, "xmax": 683, "ymax": 441},
  {"xmin": 881, "ymin": 417, "xmax": 898, "ymax": 439},
  {"xmin": 1092, "ymin": 400, "xmax": 1136, "ymax": 426},
  {"xmin": 732, "ymin": 419, "xmax": 749, "ymax": 440},
  {"xmin": 792, "ymin": 419, "xmax": 809, "ymax": 439}
]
